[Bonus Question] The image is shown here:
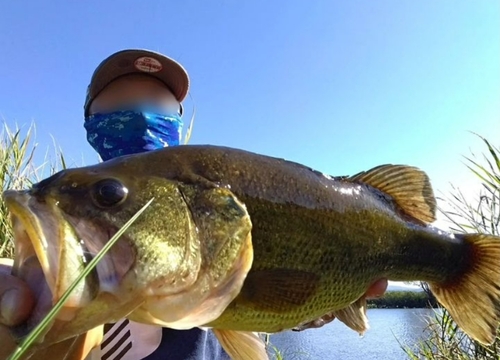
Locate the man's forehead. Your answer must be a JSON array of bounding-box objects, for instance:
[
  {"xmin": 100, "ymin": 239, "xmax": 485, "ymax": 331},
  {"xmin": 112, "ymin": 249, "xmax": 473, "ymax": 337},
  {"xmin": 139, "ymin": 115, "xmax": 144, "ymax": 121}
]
[{"xmin": 87, "ymin": 74, "xmax": 181, "ymax": 115}]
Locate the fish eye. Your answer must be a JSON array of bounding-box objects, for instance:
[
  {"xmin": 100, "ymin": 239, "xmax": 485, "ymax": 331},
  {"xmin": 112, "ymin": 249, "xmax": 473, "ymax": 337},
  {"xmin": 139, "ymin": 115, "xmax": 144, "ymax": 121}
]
[{"xmin": 92, "ymin": 179, "xmax": 128, "ymax": 208}]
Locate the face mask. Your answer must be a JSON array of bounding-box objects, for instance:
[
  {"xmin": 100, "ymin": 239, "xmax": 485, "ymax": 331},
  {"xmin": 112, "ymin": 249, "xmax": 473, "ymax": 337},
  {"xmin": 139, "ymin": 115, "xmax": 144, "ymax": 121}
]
[{"xmin": 84, "ymin": 107, "xmax": 183, "ymax": 161}]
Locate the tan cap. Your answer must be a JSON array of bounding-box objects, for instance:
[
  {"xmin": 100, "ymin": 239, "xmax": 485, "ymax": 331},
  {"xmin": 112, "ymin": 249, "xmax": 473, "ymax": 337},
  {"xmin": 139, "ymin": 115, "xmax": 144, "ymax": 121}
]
[{"xmin": 84, "ymin": 49, "xmax": 190, "ymax": 116}]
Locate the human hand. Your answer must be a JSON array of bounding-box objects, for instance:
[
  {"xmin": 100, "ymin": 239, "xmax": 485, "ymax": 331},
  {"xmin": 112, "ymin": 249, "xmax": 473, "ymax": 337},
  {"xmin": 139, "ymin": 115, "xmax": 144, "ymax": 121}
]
[
  {"xmin": 292, "ymin": 278, "xmax": 388, "ymax": 331},
  {"xmin": 0, "ymin": 258, "xmax": 103, "ymax": 360},
  {"xmin": 0, "ymin": 258, "xmax": 35, "ymax": 359}
]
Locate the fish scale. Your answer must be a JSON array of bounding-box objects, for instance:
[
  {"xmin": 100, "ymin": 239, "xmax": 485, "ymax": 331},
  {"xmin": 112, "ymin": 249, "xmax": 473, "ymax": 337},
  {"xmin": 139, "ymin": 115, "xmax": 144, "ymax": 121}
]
[{"xmin": 4, "ymin": 144, "xmax": 500, "ymax": 360}]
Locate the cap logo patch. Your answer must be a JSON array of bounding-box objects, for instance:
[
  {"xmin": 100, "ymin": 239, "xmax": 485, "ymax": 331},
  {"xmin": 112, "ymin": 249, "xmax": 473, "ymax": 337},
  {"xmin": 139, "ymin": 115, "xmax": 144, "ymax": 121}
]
[{"xmin": 134, "ymin": 56, "xmax": 163, "ymax": 73}]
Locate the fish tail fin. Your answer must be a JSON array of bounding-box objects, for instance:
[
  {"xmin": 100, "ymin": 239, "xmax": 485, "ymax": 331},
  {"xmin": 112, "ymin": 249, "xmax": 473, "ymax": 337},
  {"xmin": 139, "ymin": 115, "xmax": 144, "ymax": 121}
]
[
  {"xmin": 429, "ymin": 234, "xmax": 500, "ymax": 345},
  {"xmin": 212, "ymin": 329, "xmax": 269, "ymax": 360}
]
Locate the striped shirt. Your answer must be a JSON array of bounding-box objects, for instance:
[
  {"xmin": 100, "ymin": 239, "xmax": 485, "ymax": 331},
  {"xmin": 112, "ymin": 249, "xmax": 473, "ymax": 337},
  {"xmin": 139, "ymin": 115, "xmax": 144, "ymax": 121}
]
[{"xmin": 86, "ymin": 319, "xmax": 231, "ymax": 360}]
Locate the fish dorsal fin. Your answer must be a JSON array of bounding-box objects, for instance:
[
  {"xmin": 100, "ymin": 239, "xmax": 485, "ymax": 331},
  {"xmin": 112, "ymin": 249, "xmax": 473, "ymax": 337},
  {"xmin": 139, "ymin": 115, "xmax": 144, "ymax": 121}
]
[
  {"xmin": 332, "ymin": 296, "xmax": 369, "ymax": 335},
  {"xmin": 348, "ymin": 164, "xmax": 437, "ymax": 224},
  {"xmin": 212, "ymin": 329, "xmax": 269, "ymax": 360}
]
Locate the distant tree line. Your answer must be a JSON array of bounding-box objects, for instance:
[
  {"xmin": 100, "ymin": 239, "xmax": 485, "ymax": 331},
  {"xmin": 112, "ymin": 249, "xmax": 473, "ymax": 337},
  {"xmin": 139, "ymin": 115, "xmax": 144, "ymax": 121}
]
[{"xmin": 367, "ymin": 288, "xmax": 438, "ymax": 309}]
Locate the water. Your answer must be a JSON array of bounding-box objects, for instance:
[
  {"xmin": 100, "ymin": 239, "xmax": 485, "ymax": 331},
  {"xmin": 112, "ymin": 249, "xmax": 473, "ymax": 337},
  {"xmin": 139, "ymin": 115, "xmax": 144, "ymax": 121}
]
[{"xmin": 268, "ymin": 308, "xmax": 436, "ymax": 360}]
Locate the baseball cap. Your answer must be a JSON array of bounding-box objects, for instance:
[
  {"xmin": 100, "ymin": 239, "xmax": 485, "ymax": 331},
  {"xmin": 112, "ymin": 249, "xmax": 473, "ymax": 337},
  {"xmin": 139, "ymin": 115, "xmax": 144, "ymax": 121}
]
[{"xmin": 84, "ymin": 49, "xmax": 190, "ymax": 116}]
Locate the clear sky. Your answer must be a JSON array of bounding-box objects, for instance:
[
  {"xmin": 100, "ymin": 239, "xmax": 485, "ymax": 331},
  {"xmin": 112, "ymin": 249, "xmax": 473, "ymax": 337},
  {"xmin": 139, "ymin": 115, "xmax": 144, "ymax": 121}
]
[{"xmin": 0, "ymin": 1, "xmax": 499, "ymax": 227}]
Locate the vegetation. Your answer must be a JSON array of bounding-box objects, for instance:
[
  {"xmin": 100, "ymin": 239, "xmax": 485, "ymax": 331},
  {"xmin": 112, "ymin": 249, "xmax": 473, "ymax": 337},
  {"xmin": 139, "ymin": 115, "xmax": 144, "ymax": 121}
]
[
  {"xmin": 403, "ymin": 135, "xmax": 500, "ymax": 359},
  {"xmin": 0, "ymin": 123, "xmax": 57, "ymax": 258},
  {"xmin": 0, "ymin": 123, "xmax": 71, "ymax": 258},
  {"xmin": 367, "ymin": 291, "xmax": 437, "ymax": 309}
]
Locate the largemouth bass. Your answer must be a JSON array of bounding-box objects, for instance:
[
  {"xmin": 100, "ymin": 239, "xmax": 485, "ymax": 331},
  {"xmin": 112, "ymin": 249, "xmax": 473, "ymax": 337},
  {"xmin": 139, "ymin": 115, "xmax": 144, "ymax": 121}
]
[{"xmin": 3, "ymin": 144, "xmax": 500, "ymax": 360}]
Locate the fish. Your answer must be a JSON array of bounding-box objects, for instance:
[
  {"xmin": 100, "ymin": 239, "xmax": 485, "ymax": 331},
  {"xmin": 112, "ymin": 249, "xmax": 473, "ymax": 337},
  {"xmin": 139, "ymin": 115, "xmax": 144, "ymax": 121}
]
[{"xmin": 3, "ymin": 144, "xmax": 500, "ymax": 360}]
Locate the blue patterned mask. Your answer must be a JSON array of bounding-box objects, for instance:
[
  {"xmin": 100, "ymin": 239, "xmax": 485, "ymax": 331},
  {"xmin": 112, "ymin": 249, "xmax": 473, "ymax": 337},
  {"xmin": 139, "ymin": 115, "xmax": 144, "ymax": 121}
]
[{"xmin": 84, "ymin": 107, "xmax": 183, "ymax": 161}]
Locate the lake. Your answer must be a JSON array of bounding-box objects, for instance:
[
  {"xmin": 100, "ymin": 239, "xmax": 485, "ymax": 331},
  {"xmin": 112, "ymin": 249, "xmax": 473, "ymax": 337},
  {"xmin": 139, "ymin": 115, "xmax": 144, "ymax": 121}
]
[{"xmin": 267, "ymin": 308, "xmax": 437, "ymax": 359}]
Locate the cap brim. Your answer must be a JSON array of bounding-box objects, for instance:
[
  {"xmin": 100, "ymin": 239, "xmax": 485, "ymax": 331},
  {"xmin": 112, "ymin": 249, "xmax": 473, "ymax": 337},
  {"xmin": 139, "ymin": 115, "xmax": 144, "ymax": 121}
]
[{"xmin": 85, "ymin": 49, "xmax": 189, "ymax": 115}]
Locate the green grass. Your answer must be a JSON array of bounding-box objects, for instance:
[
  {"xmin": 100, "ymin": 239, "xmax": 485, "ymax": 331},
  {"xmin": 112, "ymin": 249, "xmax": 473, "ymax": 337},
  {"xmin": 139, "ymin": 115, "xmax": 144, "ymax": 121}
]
[
  {"xmin": 0, "ymin": 121, "xmax": 92, "ymax": 258},
  {"xmin": 0, "ymin": 123, "xmax": 48, "ymax": 258}
]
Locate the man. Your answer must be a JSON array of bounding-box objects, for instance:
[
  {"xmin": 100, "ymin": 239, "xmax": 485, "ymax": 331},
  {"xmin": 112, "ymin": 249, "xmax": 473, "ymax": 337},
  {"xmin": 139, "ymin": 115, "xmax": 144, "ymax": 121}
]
[
  {"xmin": 0, "ymin": 49, "xmax": 388, "ymax": 359},
  {"xmin": 1, "ymin": 49, "xmax": 231, "ymax": 360}
]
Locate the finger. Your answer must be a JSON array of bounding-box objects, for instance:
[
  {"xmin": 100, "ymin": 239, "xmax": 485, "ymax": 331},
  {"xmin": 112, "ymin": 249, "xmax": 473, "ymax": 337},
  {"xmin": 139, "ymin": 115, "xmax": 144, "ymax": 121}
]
[
  {"xmin": 0, "ymin": 272, "xmax": 35, "ymax": 326},
  {"xmin": 365, "ymin": 278, "xmax": 388, "ymax": 299}
]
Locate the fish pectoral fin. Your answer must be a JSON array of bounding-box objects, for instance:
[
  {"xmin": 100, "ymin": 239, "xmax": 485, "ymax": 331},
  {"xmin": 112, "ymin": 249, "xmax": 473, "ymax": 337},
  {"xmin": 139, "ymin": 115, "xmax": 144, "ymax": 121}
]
[
  {"xmin": 332, "ymin": 296, "xmax": 369, "ymax": 335},
  {"xmin": 292, "ymin": 296, "xmax": 369, "ymax": 334},
  {"xmin": 429, "ymin": 234, "xmax": 500, "ymax": 346},
  {"xmin": 292, "ymin": 312, "xmax": 336, "ymax": 331},
  {"xmin": 212, "ymin": 329, "xmax": 269, "ymax": 360},
  {"xmin": 347, "ymin": 164, "xmax": 436, "ymax": 224},
  {"xmin": 240, "ymin": 268, "xmax": 320, "ymax": 312}
]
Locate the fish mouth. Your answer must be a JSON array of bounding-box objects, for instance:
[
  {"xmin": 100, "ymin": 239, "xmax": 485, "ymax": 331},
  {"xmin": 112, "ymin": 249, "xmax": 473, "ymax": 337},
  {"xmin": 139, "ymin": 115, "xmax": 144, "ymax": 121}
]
[{"xmin": 3, "ymin": 190, "xmax": 97, "ymax": 340}]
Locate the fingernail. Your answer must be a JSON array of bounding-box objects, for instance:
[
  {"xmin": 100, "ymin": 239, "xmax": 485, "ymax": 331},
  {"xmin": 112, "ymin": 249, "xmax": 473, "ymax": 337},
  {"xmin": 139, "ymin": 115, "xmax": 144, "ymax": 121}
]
[{"xmin": 1, "ymin": 289, "xmax": 21, "ymax": 325}]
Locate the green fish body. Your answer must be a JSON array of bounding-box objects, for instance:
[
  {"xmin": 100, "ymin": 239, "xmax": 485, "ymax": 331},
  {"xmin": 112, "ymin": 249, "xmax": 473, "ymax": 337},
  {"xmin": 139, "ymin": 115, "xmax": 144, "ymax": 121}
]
[{"xmin": 4, "ymin": 145, "xmax": 500, "ymax": 360}]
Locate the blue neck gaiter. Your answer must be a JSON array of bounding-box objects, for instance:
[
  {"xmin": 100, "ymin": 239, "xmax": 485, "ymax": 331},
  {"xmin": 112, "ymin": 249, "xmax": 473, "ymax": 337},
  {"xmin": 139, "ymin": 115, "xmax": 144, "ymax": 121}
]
[{"xmin": 84, "ymin": 107, "xmax": 183, "ymax": 161}]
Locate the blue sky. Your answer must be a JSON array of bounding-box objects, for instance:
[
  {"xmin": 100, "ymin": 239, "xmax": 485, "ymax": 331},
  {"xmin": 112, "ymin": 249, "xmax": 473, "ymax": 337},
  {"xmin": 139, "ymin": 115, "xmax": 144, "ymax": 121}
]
[{"xmin": 0, "ymin": 1, "xmax": 499, "ymax": 226}]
